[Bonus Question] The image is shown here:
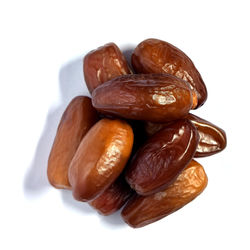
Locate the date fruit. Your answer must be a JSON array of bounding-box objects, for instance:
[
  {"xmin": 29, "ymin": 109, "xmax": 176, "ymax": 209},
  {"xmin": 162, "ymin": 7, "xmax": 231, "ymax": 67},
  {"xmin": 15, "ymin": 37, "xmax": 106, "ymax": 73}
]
[
  {"xmin": 89, "ymin": 175, "xmax": 133, "ymax": 215},
  {"xmin": 122, "ymin": 160, "xmax": 208, "ymax": 228},
  {"xmin": 92, "ymin": 74, "xmax": 196, "ymax": 122},
  {"xmin": 186, "ymin": 113, "xmax": 227, "ymax": 157},
  {"xmin": 132, "ymin": 38, "xmax": 207, "ymax": 108},
  {"xmin": 68, "ymin": 119, "xmax": 134, "ymax": 201},
  {"xmin": 145, "ymin": 113, "xmax": 227, "ymax": 157},
  {"xmin": 47, "ymin": 96, "xmax": 98, "ymax": 189},
  {"xmin": 125, "ymin": 119, "xmax": 199, "ymax": 195},
  {"xmin": 84, "ymin": 43, "xmax": 132, "ymax": 93}
]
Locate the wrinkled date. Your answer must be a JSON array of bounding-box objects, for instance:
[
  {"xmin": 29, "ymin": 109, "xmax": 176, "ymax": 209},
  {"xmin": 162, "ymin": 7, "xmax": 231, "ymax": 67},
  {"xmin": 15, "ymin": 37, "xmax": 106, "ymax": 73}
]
[
  {"xmin": 125, "ymin": 119, "xmax": 199, "ymax": 195},
  {"xmin": 145, "ymin": 113, "xmax": 227, "ymax": 157},
  {"xmin": 68, "ymin": 119, "xmax": 134, "ymax": 201},
  {"xmin": 47, "ymin": 96, "xmax": 98, "ymax": 189},
  {"xmin": 132, "ymin": 38, "xmax": 207, "ymax": 108},
  {"xmin": 92, "ymin": 74, "xmax": 196, "ymax": 122},
  {"xmin": 89, "ymin": 175, "xmax": 133, "ymax": 215},
  {"xmin": 121, "ymin": 160, "xmax": 208, "ymax": 228},
  {"xmin": 84, "ymin": 43, "xmax": 132, "ymax": 93}
]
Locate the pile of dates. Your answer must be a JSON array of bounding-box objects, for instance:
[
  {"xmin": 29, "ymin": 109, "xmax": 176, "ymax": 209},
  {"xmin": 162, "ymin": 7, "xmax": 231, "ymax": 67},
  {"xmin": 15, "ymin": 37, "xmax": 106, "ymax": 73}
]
[{"xmin": 47, "ymin": 38, "xmax": 227, "ymax": 228}]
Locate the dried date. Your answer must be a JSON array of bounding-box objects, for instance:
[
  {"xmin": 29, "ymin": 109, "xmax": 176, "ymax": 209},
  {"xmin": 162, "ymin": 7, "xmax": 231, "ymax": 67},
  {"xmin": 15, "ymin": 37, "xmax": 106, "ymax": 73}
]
[
  {"xmin": 92, "ymin": 74, "xmax": 196, "ymax": 122},
  {"xmin": 84, "ymin": 43, "xmax": 131, "ymax": 93},
  {"xmin": 125, "ymin": 119, "xmax": 199, "ymax": 195},
  {"xmin": 47, "ymin": 96, "xmax": 98, "ymax": 189},
  {"xmin": 68, "ymin": 119, "xmax": 134, "ymax": 201},
  {"xmin": 145, "ymin": 113, "xmax": 227, "ymax": 157},
  {"xmin": 132, "ymin": 38, "xmax": 207, "ymax": 108},
  {"xmin": 122, "ymin": 160, "xmax": 208, "ymax": 228}
]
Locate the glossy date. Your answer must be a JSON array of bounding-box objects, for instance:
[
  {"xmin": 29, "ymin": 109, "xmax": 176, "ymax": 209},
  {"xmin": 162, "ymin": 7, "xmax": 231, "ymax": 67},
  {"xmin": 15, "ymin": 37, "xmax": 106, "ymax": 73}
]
[
  {"xmin": 47, "ymin": 96, "xmax": 98, "ymax": 189},
  {"xmin": 84, "ymin": 43, "xmax": 131, "ymax": 93},
  {"xmin": 125, "ymin": 119, "xmax": 199, "ymax": 195},
  {"xmin": 145, "ymin": 113, "xmax": 227, "ymax": 157},
  {"xmin": 68, "ymin": 119, "xmax": 134, "ymax": 201},
  {"xmin": 92, "ymin": 74, "xmax": 196, "ymax": 122},
  {"xmin": 122, "ymin": 160, "xmax": 208, "ymax": 228},
  {"xmin": 132, "ymin": 38, "xmax": 207, "ymax": 108}
]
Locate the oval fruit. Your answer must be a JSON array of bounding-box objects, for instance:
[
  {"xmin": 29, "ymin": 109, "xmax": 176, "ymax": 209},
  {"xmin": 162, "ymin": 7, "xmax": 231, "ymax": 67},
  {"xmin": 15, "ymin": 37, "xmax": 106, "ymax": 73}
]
[
  {"xmin": 68, "ymin": 119, "xmax": 134, "ymax": 201},
  {"xmin": 132, "ymin": 38, "xmax": 207, "ymax": 108},
  {"xmin": 186, "ymin": 113, "xmax": 227, "ymax": 157},
  {"xmin": 47, "ymin": 96, "xmax": 98, "ymax": 189},
  {"xmin": 144, "ymin": 113, "xmax": 227, "ymax": 157},
  {"xmin": 84, "ymin": 43, "xmax": 131, "ymax": 93},
  {"xmin": 125, "ymin": 119, "xmax": 199, "ymax": 195},
  {"xmin": 122, "ymin": 160, "xmax": 208, "ymax": 228},
  {"xmin": 89, "ymin": 175, "xmax": 133, "ymax": 215},
  {"xmin": 92, "ymin": 74, "xmax": 195, "ymax": 122}
]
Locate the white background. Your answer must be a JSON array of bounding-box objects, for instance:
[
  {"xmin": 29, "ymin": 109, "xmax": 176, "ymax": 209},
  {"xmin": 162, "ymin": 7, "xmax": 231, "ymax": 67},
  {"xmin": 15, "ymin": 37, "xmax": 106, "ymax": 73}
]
[{"xmin": 0, "ymin": 0, "xmax": 249, "ymax": 249}]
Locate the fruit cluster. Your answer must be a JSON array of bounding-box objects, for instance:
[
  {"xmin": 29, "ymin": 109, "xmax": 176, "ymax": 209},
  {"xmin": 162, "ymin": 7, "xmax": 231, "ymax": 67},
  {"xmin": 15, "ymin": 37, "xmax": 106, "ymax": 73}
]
[{"xmin": 47, "ymin": 39, "xmax": 227, "ymax": 228}]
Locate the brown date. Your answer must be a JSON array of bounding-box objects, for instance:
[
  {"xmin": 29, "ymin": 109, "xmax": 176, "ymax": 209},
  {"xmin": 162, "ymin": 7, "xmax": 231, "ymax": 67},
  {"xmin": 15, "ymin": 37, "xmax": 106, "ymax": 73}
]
[
  {"xmin": 186, "ymin": 113, "xmax": 227, "ymax": 157},
  {"xmin": 68, "ymin": 119, "xmax": 134, "ymax": 201},
  {"xmin": 92, "ymin": 74, "xmax": 196, "ymax": 122},
  {"xmin": 122, "ymin": 160, "xmax": 208, "ymax": 228},
  {"xmin": 89, "ymin": 175, "xmax": 133, "ymax": 215},
  {"xmin": 47, "ymin": 96, "xmax": 98, "ymax": 189},
  {"xmin": 84, "ymin": 43, "xmax": 132, "ymax": 93},
  {"xmin": 125, "ymin": 119, "xmax": 199, "ymax": 195},
  {"xmin": 145, "ymin": 113, "xmax": 227, "ymax": 157},
  {"xmin": 132, "ymin": 38, "xmax": 207, "ymax": 108}
]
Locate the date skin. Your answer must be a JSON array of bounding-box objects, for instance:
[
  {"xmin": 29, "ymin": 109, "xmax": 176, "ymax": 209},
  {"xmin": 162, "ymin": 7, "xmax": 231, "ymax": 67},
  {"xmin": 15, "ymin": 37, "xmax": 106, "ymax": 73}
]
[
  {"xmin": 68, "ymin": 119, "xmax": 134, "ymax": 201},
  {"xmin": 145, "ymin": 113, "xmax": 227, "ymax": 157},
  {"xmin": 47, "ymin": 96, "xmax": 98, "ymax": 189},
  {"xmin": 122, "ymin": 160, "xmax": 208, "ymax": 228},
  {"xmin": 89, "ymin": 175, "xmax": 133, "ymax": 215},
  {"xmin": 84, "ymin": 43, "xmax": 132, "ymax": 93},
  {"xmin": 92, "ymin": 74, "xmax": 195, "ymax": 122},
  {"xmin": 125, "ymin": 119, "xmax": 199, "ymax": 195},
  {"xmin": 132, "ymin": 38, "xmax": 207, "ymax": 108}
]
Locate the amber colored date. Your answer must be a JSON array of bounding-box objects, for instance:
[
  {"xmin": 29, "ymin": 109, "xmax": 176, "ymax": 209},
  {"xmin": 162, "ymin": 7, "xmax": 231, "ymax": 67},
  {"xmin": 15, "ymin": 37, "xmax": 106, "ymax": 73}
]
[
  {"xmin": 84, "ymin": 43, "xmax": 131, "ymax": 93},
  {"xmin": 122, "ymin": 160, "xmax": 208, "ymax": 228},
  {"xmin": 145, "ymin": 113, "xmax": 227, "ymax": 157},
  {"xmin": 47, "ymin": 96, "xmax": 98, "ymax": 189},
  {"xmin": 125, "ymin": 119, "xmax": 199, "ymax": 195},
  {"xmin": 89, "ymin": 175, "xmax": 133, "ymax": 215},
  {"xmin": 132, "ymin": 38, "xmax": 207, "ymax": 108},
  {"xmin": 92, "ymin": 74, "xmax": 195, "ymax": 122},
  {"xmin": 68, "ymin": 119, "xmax": 134, "ymax": 201}
]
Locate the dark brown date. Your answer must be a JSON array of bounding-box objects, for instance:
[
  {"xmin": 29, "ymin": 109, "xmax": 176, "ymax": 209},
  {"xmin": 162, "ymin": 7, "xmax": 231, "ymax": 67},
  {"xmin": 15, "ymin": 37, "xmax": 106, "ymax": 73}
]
[
  {"xmin": 92, "ymin": 74, "xmax": 195, "ymax": 122},
  {"xmin": 122, "ymin": 160, "xmax": 208, "ymax": 228},
  {"xmin": 125, "ymin": 119, "xmax": 199, "ymax": 195},
  {"xmin": 84, "ymin": 43, "xmax": 132, "ymax": 93},
  {"xmin": 132, "ymin": 38, "xmax": 207, "ymax": 108},
  {"xmin": 68, "ymin": 119, "xmax": 134, "ymax": 201},
  {"xmin": 47, "ymin": 96, "xmax": 98, "ymax": 189},
  {"xmin": 89, "ymin": 175, "xmax": 133, "ymax": 215},
  {"xmin": 145, "ymin": 113, "xmax": 227, "ymax": 157}
]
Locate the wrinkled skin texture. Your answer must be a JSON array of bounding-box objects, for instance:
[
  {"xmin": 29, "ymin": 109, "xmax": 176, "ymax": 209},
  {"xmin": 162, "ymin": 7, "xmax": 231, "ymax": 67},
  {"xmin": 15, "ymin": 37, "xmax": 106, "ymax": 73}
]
[
  {"xmin": 132, "ymin": 38, "xmax": 207, "ymax": 108},
  {"xmin": 47, "ymin": 96, "xmax": 98, "ymax": 189},
  {"xmin": 122, "ymin": 160, "xmax": 208, "ymax": 228},
  {"xmin": 84, "ymin": 43, "xmax": 132, "ymax": 93},
  {"xmin": 125, "ymin": 119, "xmax": 199, "ymax": 195},
  {"xmin": 145, "ymin": 113, "xmax": 227, "ymax": 157},
  {"xmin": 92, "ymin": 74, "xmax": 194, "ymax": 122},
  {"xmin": 68, "ymin": 119, "xmax": 134, "ymax": 201},
  {"xmin": 89, "ymin": 175, "xmax": 133, "ymax": 215}
]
